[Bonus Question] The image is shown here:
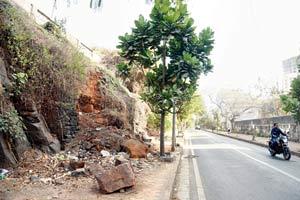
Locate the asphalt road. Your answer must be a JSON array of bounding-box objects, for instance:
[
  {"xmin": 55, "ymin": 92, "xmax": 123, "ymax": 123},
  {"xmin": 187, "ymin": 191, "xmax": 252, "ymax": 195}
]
[{"xmin": 189, "ymin": 130, "xmax": 300, "ymax": 200}]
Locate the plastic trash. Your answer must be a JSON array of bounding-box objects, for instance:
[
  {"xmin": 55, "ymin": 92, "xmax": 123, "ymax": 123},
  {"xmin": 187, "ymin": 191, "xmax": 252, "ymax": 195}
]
[{"xmin": 0, "ymin": 169, "xmax": 9, "ymax": 180}]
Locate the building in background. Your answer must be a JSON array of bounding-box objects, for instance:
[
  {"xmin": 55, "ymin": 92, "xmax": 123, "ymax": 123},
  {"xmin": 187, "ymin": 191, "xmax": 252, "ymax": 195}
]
[{"xmin": 282, "ymin": 55, "xmax": 300, "ymax": 92}]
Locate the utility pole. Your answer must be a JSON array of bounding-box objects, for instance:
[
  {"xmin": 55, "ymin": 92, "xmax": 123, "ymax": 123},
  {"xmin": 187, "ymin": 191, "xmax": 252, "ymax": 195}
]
[{"xmin": 171, "ymin": 99, "xmax": 176, "ymax": 152}]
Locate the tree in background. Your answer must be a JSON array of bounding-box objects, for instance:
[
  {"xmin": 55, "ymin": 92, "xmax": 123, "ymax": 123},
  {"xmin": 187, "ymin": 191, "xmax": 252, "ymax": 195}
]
[
  {"xmin": 209, "ymin": 89, "xmax": 255, "ymax": 130},
  {"xmin": 177, "ymin": 94, "xmax": 205, "ymax": 131},
  {"xmin": 281, "ymin": 77, "xmax": 300, "ymax": 124},
  {"xmin": 250, "ymin": 78, "xmax": 285, "ymax": 118},
  {"xmin": 197, "ymin": 112, "xmax": 216, "ymax": 131},
  {"xmin": 117, "ymin": 0, "xmax": 214, "ymax": 156}
]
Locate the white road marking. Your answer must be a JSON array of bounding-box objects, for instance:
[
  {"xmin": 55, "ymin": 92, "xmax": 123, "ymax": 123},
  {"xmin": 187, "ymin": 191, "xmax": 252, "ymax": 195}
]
[
  {"xmin": 183, "ymin": 143, "xmax": 250, "ymax": 150},
  {"xmin": 235, "ymin": 149, "xmax": 300, "ymax": 183},
  {"xmin": 189, "ymin": 134, "xmax": 207, "ymax": 200}
]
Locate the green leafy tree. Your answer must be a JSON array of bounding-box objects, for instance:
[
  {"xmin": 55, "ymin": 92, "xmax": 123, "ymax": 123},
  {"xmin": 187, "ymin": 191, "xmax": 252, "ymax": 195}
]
[
  {"xmin": 177, "ymin": 94, "xmax": 205, "ymax": 130},
  {"xmin": 117, "ymin": 0, "xmax": 214, "ymax": 155},
  {"xmin": 281, "ymin": 77, "xmax": 300, "ymax": 123}
]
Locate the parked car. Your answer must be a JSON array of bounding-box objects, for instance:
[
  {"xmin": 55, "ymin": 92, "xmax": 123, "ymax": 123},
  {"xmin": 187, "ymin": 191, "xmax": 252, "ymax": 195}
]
[{"xmin": 195, "ymin": 125, "xmax": 201, "ymax": 130}]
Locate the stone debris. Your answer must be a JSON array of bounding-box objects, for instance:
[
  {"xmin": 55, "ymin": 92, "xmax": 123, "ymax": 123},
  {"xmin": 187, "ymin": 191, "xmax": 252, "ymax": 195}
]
[
  {"xmin": 69, "ymin": 160, "xmax": 85, "ymax": 170},
  {"xmin": 95, "ymin": 163, "xmax": 135, "ymax": 194},
  {"xmin": 142, "ymin": 133, "xmax": 152, "ymax": 143},
  {"xmin": 2, "ymin": 125, "xmax": 161, "ymax": 195},
  {"xmin": 71, "ymin": 168, "xmax": 86, "ymax": 177},
  {"xmin": 122, "ymin": 139, "xmax": 149, "ymax": 158},
  {"xmin": 115, "ymin": 155, "xmax": 130, "ymax": 166},
  {"xmin": 100, "ymin": 150, "xmax": 110, "ymax": 157},
  {"xmin": 29, "ymin": 175, "xmax": 40, "ymax": 183},
  {"xmin": 160, "ymin": 153, "xmax": 176, "ymax": 163},
  {"xmin": 147, "ymin": 153, "xmax": 154, "ymax": 161}
]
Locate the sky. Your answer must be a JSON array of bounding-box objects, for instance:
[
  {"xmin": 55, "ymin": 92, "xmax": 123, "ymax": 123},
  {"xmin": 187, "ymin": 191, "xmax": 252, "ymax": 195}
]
[{"xmin": 27, "ymin": 0, "xmax": 300, "ymax": 97}]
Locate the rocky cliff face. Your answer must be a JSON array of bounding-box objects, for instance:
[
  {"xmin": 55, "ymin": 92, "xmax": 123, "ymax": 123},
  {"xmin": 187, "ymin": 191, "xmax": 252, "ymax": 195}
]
[
  {"xmin": 77, "ymin": 69, "xmax": 150, "ymax": 136},
  {"xmin": 0, "ymin": 0, "xmax": 149, "ymax": 168}
]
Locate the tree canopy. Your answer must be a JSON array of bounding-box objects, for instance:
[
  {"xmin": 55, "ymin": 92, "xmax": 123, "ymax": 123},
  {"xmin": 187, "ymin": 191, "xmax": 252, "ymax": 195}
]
[
  {"xmin": 117, "ymin": 0, "xmax": 214, "ymax": 155},
  {"xmin": 281, "ymin": 77, "xmax": 300, "ymax": 123},
  {"xmin": 117, "ymin": 0, "xmax": 214, "ymax": 114}
]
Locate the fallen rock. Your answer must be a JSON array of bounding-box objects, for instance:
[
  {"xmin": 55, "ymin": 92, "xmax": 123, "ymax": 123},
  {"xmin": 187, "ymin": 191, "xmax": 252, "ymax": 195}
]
[
  {"xmin": 142, "ymin": 133, "xmax": 152, "ymax": 143},
  {"xmin": 30, "ymin": 175, "xmax": 40, "ymax": 183},
  {"xmin": 40, "ymin": 178, "xmax": 52, "ymax": 184},
  {"xmin": 115, "ymin": 155, "xmax": 129, "ymax": 166},
  {"xmin": 100, "ymin": 150, "xmax": 110, "ymax": 157},
  {"xmin": 86, "ymin": 163, "xmax": 104, "ymax": 176},
  {"xmin": 69, "ymin": 160, "xmax": 85, "ymax": 170},
  {"xmin": 122, "ymin": 139, "xmax": 148, "ymax": 158},
  {"xmin": 146, "ymin": 153, "xmax": 154, "ymax": 161},
  {"xmin": 54, "ymin": 179, "xmax": 64, "ymax": 185},
  {"xmin": 95, "ymin": 163, "xmax": 135, "ymax": 194},
  {"xmin": 71, "ymin": 168, "xmax": 86, "ymax": 177},
  {"xmin": 58, "ymin": 161, "xmax": 70, "ymax": 171},
  {"xmin": 117, "ymin": 152, "xmax": 130, "ymax": 159},
  {"xmin": 160, "ymin": 154, "xmax": 175, "ymax": 162}
]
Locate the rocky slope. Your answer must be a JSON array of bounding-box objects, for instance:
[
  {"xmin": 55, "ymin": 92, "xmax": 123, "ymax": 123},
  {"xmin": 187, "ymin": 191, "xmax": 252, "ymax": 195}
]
[{"xmin": 0, "ymin": 0, "xmax": 150, "ymax": 169}]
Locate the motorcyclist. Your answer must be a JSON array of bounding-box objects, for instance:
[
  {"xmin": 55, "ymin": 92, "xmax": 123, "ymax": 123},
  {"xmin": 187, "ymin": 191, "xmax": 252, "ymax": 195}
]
[{"xmin": 270, "ymin": 123, "xmax": 287, "ymax": 149}]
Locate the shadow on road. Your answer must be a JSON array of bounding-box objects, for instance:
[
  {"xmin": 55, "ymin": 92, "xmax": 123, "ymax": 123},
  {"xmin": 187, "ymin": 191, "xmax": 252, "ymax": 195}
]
[{"xmin": 268, "ymin": 155, "xmax": 296, "ymax": 162}]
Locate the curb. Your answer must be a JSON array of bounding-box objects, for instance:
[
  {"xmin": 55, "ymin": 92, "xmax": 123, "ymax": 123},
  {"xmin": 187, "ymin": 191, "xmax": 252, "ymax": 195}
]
[
  {"xmin": 210, "ymin": 131, "xmax": 300, "ymax": 158},
  {"xmin": 169, "ymin": 152, "xmax": 183, "ymax": 200},
  {"xmin": 165, "ymin": 147, "xmax": 183, "ymax": 200}
]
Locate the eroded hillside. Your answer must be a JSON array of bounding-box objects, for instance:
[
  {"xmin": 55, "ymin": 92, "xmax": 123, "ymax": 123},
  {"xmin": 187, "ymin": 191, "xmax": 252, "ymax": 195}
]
[{"xmin": 0, "ymin": 0, "xmax": 150, "ymax": 168}]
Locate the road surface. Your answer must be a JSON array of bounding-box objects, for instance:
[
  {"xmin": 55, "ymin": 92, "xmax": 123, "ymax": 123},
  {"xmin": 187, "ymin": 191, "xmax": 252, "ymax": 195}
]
[{"xmin": 176, "ymin": 129, "xmax": 300, "ymax": 200}]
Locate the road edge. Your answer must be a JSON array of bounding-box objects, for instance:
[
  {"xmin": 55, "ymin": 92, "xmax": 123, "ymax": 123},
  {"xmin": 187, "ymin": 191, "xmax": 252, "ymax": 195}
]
[
  {"xmin": 208, "ymin": 130, "xmax": 300, "ymax": 157},
  {"xmin": 189, "ymin": 135, "xmax": 206, "ymax": 200},
  {"xmin": 167, "ymin": 147, "xmax": 183, "ymax": 200}
]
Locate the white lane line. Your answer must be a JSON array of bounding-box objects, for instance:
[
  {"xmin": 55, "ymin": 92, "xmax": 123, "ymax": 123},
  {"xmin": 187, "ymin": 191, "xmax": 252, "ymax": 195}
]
[
  {"xmin": 235, "ymin": 149, "xmax": 300, "ymax": 183},
  {"xmin": 183, "ymin": 143, "xmax": 250, "ymax": 150},
  {"xmin": 189, "ymin": 134, "xmax": 206, "ymax": 200}
]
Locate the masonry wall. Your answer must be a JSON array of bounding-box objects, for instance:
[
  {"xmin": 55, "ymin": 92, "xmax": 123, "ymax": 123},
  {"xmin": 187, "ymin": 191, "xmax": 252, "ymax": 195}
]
[{"xmin": 234, "ymin": 116, "xmax": 300, "ymax": 142}]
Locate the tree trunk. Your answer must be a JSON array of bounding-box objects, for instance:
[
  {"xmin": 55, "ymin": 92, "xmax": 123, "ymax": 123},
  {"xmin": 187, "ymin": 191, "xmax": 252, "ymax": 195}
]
[
  {"xmin": 159, "ymin": 40, "xmax": 167, "ymax": 156},
  {"xmin": 160, "ymin": 111, "xmax": 165, "ymax": 156},
  {"xmin": 162, "ymin": 40, "xmax": 167, "ymax": 86},
  {"xmin": 171, "ymin": 102, "xmax": 176, "ymax": 152},
  {"xmin": 230, "ymin": 119, "xmax": 234, "ymax": 131}
]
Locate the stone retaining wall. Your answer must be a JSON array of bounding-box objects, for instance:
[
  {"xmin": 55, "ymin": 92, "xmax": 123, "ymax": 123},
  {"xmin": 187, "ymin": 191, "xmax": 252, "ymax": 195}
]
[{"xmin": 234, "ymin": 116, "xmax": 300, "ymax": 142}]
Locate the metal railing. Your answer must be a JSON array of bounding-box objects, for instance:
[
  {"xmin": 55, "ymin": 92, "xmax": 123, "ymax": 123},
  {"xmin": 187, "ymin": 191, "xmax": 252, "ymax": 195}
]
[{"xmin": 10, "ymin": 0, "xmax": 101, "ymax": 63}]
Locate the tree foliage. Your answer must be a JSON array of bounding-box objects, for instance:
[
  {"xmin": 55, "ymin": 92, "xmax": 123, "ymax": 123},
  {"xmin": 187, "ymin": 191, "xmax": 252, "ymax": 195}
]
[
  {"xmin": 117, "ymin": 0, "xmax": 214, "ymax": 155},
  {"xmin": 117, "ymin": 0, "xmax": 214, "ymax": 114},
  {"xmin": 177, "ymin": 94, "xmax": 205, "ymax": 129},
  {"xmin": 210, "ymin": 89, "xmax": 255, "ymax": 130},
  {"xmin": 281, "ymin": 77, "xmax": 300, "ymax": 123},
  {"xmin": 250, "ymin": 78, "xmax": 285, "ymax": 118}
]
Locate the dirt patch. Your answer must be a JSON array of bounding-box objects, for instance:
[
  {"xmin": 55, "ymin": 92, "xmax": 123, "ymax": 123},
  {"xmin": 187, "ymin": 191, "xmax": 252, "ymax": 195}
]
[{"xmin": 0, "ymin": 153, "xmax": 170, "ymax": 200}]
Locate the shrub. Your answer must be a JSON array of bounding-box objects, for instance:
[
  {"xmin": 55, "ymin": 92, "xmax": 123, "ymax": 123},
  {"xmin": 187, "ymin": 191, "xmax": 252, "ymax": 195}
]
[
  {"xmin": 147, "ymin": 112, "xmax": 171, "ymax": 131},
  {"xmin": 11, "ymin": 72, "xmax": 28, "ymax": 96},
  {"xmin": 0, "ymin": 108, "xmax": 26, "ymax": 139}
]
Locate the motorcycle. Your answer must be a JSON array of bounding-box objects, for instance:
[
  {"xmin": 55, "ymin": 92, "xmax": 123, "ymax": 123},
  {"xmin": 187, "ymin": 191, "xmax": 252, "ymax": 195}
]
[{"xmin": 268, "ymin": 134, "xmax": 291, "ymax": 160}]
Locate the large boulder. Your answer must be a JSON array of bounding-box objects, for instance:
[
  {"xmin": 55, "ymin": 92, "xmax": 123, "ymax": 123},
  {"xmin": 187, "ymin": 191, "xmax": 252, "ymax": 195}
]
[
  {"xmin": 122, "ymin": 139, "xmax": 149, "ymax": 158},
  {"xmin": 13, "ymin": 96, "xmax": 60, "ymax": 153},
  {"xmin": 95, "ymin": 163, "xmax": 135, "ymax": 193},
  {"xmin": 0, "ymin": 134, "xmax": 17, "ymax": 167}
]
